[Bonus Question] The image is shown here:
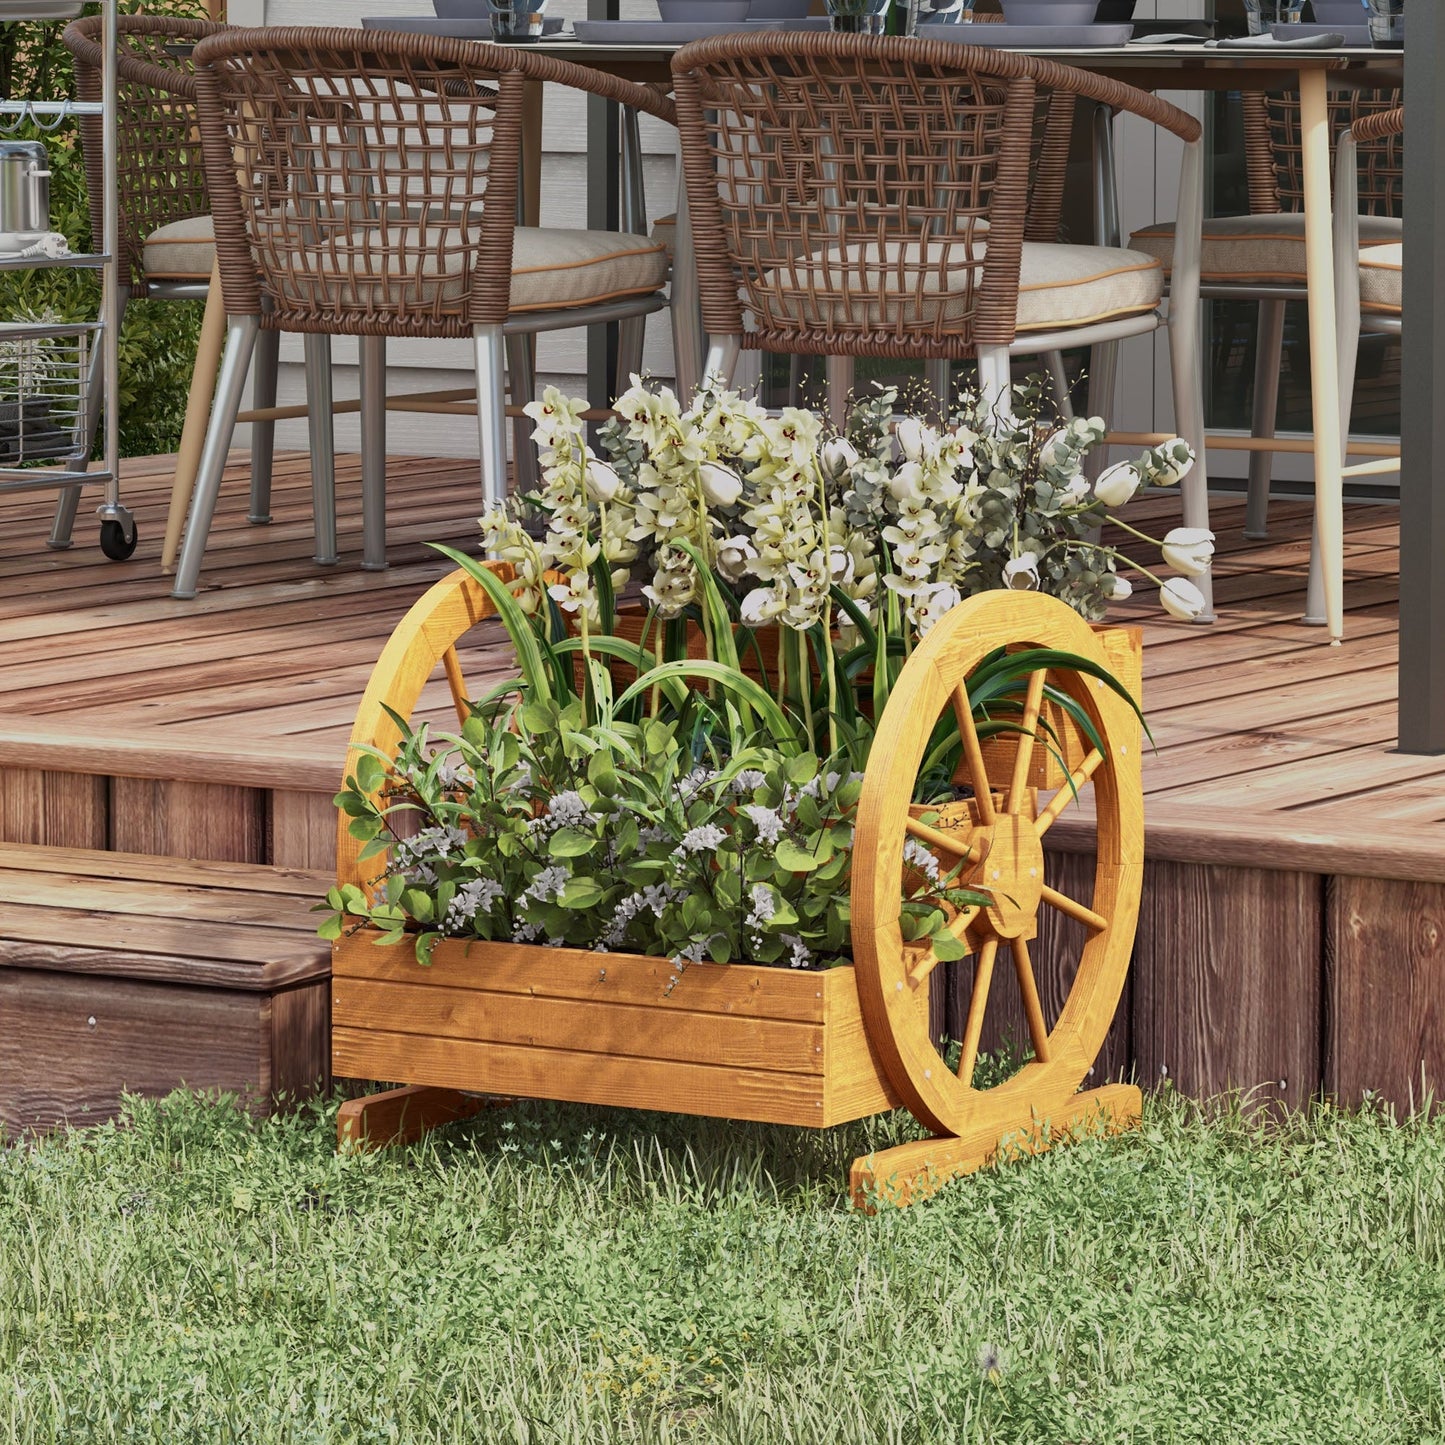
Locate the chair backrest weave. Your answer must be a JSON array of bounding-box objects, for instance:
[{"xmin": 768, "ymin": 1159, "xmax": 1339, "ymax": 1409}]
[
  {"xmin": 191, "ymin": 28, "xmax": 528, "ymax": 337},
  {"xmin": 1244, "ymin": 88, "xmax": 1404, "ymax": 218},
  {"xmin": 63, "ymin": 15, "xmax": 226, "ymax": 296},
  {"xmin": 673, "ymin": 34, "xmax": 1050, "ymax": 358}
]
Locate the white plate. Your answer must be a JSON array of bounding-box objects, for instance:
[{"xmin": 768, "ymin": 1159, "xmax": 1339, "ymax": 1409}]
[
  {"xmin": 917, "ymin": 21, "xmax": 1133, "ymax": 43},
  {"xmin": 361, "ymin": 15, "xmax": 568, "ymax": 35},
  {"xmin": 572, "ymin": 18, "xmax": 786, "ymax": 40}
]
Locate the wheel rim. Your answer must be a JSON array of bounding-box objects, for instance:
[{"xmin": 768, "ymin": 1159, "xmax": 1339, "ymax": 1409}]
[{"xmin": 851, "ymin": 591, "xmax": 1144, "ymax": 1141}]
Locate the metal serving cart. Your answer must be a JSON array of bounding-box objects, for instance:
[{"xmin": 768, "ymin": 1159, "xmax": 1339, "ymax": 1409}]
[{"xmin": 0, "ymin": 0, "xmax": 135, "ymax": 560}]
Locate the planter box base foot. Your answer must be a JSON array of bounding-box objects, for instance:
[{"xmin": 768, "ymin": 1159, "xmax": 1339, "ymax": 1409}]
[
  {"xmin": 849, "ymin": 1082, "xmax": 1143, "ymax": 1210},
  {"xmin": 337, "ymin": 1085, "xmax": 510, "ymax": 1150}
]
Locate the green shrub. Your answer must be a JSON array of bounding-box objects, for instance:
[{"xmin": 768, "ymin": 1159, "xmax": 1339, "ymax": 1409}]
[{"xmin": 0, "ymin": 2, "xmax": 207, "ymax": 459}]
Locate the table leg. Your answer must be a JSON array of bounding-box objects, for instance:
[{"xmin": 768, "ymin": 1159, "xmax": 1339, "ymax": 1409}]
[
  {"xmin": 162, "ymin": 257, "xmax": 226, "ymax": 573},
  {"xmin": 1298, "ymin": 67, "xmax": 1345, "ymax": 643}
]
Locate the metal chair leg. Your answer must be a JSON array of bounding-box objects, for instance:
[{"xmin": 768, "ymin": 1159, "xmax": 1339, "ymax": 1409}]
[
  {"xmin": 825, "ymin": 354, "xmax": 853, "ymax": 431},
  {"xmin": 304, "ymin": 333, "xmax": 338, "ymax": 565},
  {"xmin": 475, "ymin": 323, "xmax": 510, "ymax": 512},
  {"xmin": 358, "ymin": 334, "xmax": 387, "ymax": 571},
  {"xmin": 171, "ymin": 315, "xmax": 260, "ymax": 600},
  {"xmin": 505, "ymin": 332, "xmax": 539, "ymax": 496},
  {"xmin": 1043, "ymin": 350, "xmax": 1073, "ymax": 419},
  {"xmin": 1244, "ymin": 298, "xmax": 1286, "ymax": 540},
  {"xmin": 616, "ymin": 312, "xmax": 646, "ymax": 389},
  {"xmin": 977, "ymin": 346, "xmax": 1012, "ymax": 421},
  {"xmin": 703, "ymin": 334, "xmax": 741, "ymax": 391},
  {"xmin": 248, "ymin": 325, "xmax": 280, "ymax": 524},
  {"xmin": 924, "ymin": 358, "xmax": 951, "ymax": 417}
]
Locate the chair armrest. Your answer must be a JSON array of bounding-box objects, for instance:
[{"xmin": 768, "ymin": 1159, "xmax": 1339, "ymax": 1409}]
[{"xmin": 1351, "ymin": 105, "xmax": 1404, "ymax": 145}]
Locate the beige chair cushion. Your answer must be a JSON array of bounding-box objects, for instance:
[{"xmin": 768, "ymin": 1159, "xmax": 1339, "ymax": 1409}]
[
  {"xmin": 752, "ymin": 240, "xmax": 1161, "ymax": 334},
  {"xmin": 142, "ymin": 213, "xmax": 215, "ymax": 281},
  {"xmin": 651, "ymin": 212, "xmax": 676, "ymax": 260},
  {"xmin": 267, "ymin": 223, "xmax": 668, "ymax": 314},
  {"xmin": 1130, "ymin": 212, "xmax": 1402, "ymax": 284},
  {"xmin": 1358, "ymin": 242, "xmax": 1401, "ymax": 314}
]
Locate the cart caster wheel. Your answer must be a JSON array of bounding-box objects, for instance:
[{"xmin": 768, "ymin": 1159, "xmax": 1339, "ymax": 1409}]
[{"xmin": 99, "ymin": 517, "xmax": 138, "ymax": 561}]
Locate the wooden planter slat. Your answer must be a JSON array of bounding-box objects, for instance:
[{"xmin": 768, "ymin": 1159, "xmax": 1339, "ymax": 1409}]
[
  {"xmin": 333, "ymin": 976, "xmax": 828, "ymax": 1076},
  {"xmin": 334, "ymin": 932, "xmax": 927, "ymax": 1128}
]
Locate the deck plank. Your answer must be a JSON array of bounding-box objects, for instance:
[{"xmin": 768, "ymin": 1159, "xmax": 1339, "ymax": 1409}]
[{"xmin": 0, "ymin": 451, "xmax": 1436, "ymax": 876}]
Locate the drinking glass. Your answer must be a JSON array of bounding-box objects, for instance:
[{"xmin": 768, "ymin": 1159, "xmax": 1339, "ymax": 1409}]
[
  {"xmin": 1242, "ymin": 0, "xmax": 1305, "ymax": 33},
  {"xmin": 826, "ymin": 0, "xmax": 891, "ymax": 34},
  {"xmin": 1365, "ymin": 0, "xmax": 1403, "ymax": 46},
  {"xmin": 487, "ymin": 0, "xmax": 548, "ymax": 41}
]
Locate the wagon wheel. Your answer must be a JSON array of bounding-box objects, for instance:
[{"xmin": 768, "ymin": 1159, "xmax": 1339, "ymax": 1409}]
[
  {"xmin": 335, "ymin": 563, "xmax": 519, "ymax": 1150},
  {"xmin": 849, "ymin": 590, "xmax": 1144, "ymax": 1207}
]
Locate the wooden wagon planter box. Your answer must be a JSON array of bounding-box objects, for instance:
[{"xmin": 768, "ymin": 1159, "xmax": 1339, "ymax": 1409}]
[
  {"xmin": 333, "ymin": 931, "xmax": 929, "ymax": 1128},
  {"xmin": 334, "ymin": 567, "xmax": 1147, "ymax": 1205}
]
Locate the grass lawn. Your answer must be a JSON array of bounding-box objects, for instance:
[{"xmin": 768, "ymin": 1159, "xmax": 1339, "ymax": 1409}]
[{"xmin": 3, "ymin": 1087, "xmax": 1444, "ymax": 1443}]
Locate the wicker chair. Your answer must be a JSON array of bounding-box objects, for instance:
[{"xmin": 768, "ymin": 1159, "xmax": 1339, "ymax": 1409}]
[
  {"xmin": 173, "ymin": 28, "xmax": 674, "ymax": 599},
  {"xmin": 1130, "ymin": 87, "xmax": 1402, "ymax": 544},
  {"xmin": 671, "ymin": 32, "xmax": 1212, "ymax": 610},
  {"xmin": 59, "ymin": 14, "xmax": 335, "ymax": 570}
]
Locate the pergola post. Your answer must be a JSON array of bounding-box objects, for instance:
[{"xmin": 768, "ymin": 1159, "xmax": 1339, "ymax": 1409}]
[{"xmin": 1399, "ymin": 9, "xmax": 1445, "ymax": 753}]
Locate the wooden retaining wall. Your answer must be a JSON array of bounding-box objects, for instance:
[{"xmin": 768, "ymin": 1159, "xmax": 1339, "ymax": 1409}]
[{"xmin": 7, "ymin": 760, "xmax": 1443, "ymax": 1117}]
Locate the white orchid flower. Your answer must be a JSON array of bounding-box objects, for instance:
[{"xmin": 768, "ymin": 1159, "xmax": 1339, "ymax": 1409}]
[
  {"xmin": 1160, "ymin": 576, "xmax": 1207, "ymax": 621},
  {"xmin": 1160, "ymin": 527, "xmax": 1215, "ymax": 577},
  {"xmin": 1003, "ymin": 554, "xmax": 1040, "ymax": 590},
  {"xmin": 1094, "ymin": 462, "xmax": 1143, "ymax": 509},
  {"xmin": 699, "ymin": 461, "xmax": 744, "ymax": 509}
]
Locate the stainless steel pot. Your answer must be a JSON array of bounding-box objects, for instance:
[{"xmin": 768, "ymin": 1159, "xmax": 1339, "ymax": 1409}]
[{"xmin": 0, "ymin": 141, "xmax": 51, "ymax": 252}]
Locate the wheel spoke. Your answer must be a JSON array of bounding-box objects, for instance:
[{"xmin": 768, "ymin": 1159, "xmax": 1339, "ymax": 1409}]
[
  {"xmin": 1010, "ymin": 936, "xmax": 1053, "ymax": 1063},
  {"xmin": 951, "ymin": 682, "xmax": 995, "ymax": 825},
  {"xmin": 955, "ymin": 936, "xmax": 998, "ymax": 1084},
  {"xmin": 1035, "ymin": 748, "xmax": 1105, "ymax": 837},
  {"xmin": 1007, "ymin": 667, "xmax": 1047, "ymax": 815},
  {"xmin": 1041, "ymin": 883, "xmax": 1108, "ymax": 933},
  {"xmin": 905, "ymin": 905, "xmax": 982, "ymax": 987},
  {"xmin": 904, "ymin": 813, "xmax": 982, "ymax": 866},
  {"xmin": 442, "ymin": 645, "xmax": 470, "ymax": 728}
]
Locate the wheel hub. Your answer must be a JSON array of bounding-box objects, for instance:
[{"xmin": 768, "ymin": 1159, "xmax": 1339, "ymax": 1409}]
[{"xmin": 971, "ymin": 813, "xmax": 1045, "ymax": 940}]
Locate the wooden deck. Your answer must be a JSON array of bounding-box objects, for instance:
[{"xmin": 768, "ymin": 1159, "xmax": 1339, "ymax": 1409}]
[{"xmin": 1, "ymin": 451, "xmax": 1441, "ymax": 1114}]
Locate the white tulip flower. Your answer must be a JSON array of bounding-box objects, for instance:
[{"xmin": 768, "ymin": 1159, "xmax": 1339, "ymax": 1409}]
[
  {"xmin": 894, "ymin": 416, "xmax": 935, "ymax": 464},
  {"xmin": 820, "ymin": 436, "xmax": 859, "ymax": 480},
  {"xmin": 1003, "ymin": 554, "xmax": 1040, "ymax": 590},
  {"xmin": 1108, "ymin": 573, "xmax": 1133, "ymax": 601},
  {"xmin": 1160, "ymin": 576, "xmax": 1206, "ymax": 621},
  {"xmin": 699, "ymin": 462, "xmax": 744, "ymax": 509},
  {"xmin": 1153, "ymin": 439, "xmax": 1196, "ymax": 485},
  {"xmin": 715, "ymin": 533, "xmax": 757, "ymax": 583},
  {"xmin": 1160, "ymin": 527, "xmax": 1215, "ymax": 577},
  {"xmin": 1094, "ymin": 462, "xmax": 1143, "ymax": 509},
  {"xmin": 581, "ymin": 457, "xmax": 622, "ymax": 504}
]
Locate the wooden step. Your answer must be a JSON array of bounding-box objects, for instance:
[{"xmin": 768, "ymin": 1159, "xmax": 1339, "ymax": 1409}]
[{"xmin": 0, "ymin": 842, "xmax": 333, "ymax": 1134}]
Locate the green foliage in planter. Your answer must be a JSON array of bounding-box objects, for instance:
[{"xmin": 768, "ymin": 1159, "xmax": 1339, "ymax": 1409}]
[{"xmin": 0, "ymin": 2, "xmax": 208, "ymax": 459}]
